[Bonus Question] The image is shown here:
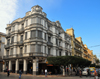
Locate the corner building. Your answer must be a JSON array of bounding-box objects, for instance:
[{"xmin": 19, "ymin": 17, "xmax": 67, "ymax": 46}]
[
  {"xmin": 3, "ymin": 5, "xmax": 71, "ymax": 75},
  {"xmin": 0, "ymin": 32, "xmax": 6, "ymax": 72}
]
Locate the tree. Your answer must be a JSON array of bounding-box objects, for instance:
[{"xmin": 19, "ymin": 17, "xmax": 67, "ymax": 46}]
[{"xmin": 47, "ymin": 56, "xmax": 91, "ymax": 75}]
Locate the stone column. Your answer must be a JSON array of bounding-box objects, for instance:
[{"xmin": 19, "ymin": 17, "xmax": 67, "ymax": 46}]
[
  {"xmin": 3, "ymin": 61, "xmax": 6, "ymax": 72},
  {"xmin": 15, "ymin": 59, "xmax": 19, "ymax": 73},
  {"xmin": 33, "ymin": 59, "xmax": 38, "ymax": 75},
  {"xmin": 9, "ymin": 60, "xmax": 12, "ymax": 72},
  {"xmin": 23, "ymin": 59, "xmax": 27, "ymax": 74}
]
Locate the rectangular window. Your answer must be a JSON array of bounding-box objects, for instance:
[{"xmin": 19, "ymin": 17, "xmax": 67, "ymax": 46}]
[
  {"xmin": 31, "ymin": 30, "xmax": 36, "ymax": 38},
  {"xmin": 48, "ymin": 37, "xmax": 51, "ymax": 42},
  {"xmin": 31, "ymin": 44, "xmax": 35, "ymax": 52},
  {"xmin": 11, "ymin": 48, "xmax": 13, "ymax": 55},
  {"xmin": 25, "ymin": 45, "xmax": 27, "ymax": 53},
  {"xmin": 44, "ymin": 33, "xmax": 46, "ymax": 40},
  {"xmin": 7, "ymin": 39, "xmax": 10, "ymax": 45},
  {"xmin": 25, "ymin": 32, "xmax": 27, "ymax": 40},
  {"xmin": 20, "ymin": 35, "xmax": 23, "ymax": 41},
  {"xmin": 20, "ymin": 47, "xmax": 23, "ymax": 54},
  {"xmin": 37, "ymin": 45, "xmax": 41, "ymax": 52},
  {"xmin": 31, "ymin": 18, "xmax": 35, "ymax": 23},
  {"xmin": 59, "ymin": 51, "xmax": 61, "ymax": 56},
  {"xmin": 12, "ymin": 26, "xmax": 15, "ymax": 31},
  {"xmin": 11, "ymin": 36, "xmax": 14, "ymax": 43},
  {"xmin": 48, "ymin": 48, "xmax": 50, "ymax": 55},
  {"xmin": 7, "ymin": 50, "xmax": 9, "ymax": 56},
  {"xmin": 38, "ymin": 30, "xmax": 42, "ymax": 38}
]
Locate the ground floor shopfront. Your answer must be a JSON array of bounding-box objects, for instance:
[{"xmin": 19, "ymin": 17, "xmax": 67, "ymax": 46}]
[{"xmin": 3, "ymin": 57, "xmax": 60, "ymax": 75}]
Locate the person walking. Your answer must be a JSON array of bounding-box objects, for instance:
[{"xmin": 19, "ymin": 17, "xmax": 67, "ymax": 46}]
[
  {"xmin": 19, "ymin": 69, "xmax": 22, "ymax": 79},
  {"xmin": 45, "ymin": 69, "xmax": 47, "ymax": 77},
  {"xmin": 7, "ymin": 69, "xmax": 10, "ymax": 77},
  {"xmin": 67, "ymin": 67, "xmax": 69, "ymax": 75},
  {"xmin": 79, "ymin": 69, "xmax": 82, "ymax": 78},
  {"xmin": 94, "ymin": 69, "xmax": 98, "ymax": 79}
]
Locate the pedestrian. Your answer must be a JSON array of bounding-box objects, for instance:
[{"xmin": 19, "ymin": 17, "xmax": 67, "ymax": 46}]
[
  {"xmin": 7, "ymin": 69, "xmax": 10, "ymax": 77},
  {"xmin": 45, "ymin": 69, "xmax": 47, "ymax": 77},
  {"xmin": 67, "ymin": 67, "xmax": 69, "ymax": 75},
  {"xmin": 19, "ymin": 69, "xmax": 22, "ymax": 79},
  {"xmin": 94, "ymin": 69, "xmax": 98, "ymax": 79},
  {"xmin": 79, "ymin": 69, "xmax": 82, "ymax": 78}
]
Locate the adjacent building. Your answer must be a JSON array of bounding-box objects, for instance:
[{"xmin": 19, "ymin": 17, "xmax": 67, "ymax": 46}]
[
  {"xmin": 3, "ymin": 5, "xmax": 71, "ymax": 75},
  {"xmin": 0, "ymin": 32, "xmax": 6, "ymax": 72},
  {"xmin": 66, "ymin": 28, "xmax": 95, "ymax": 63},
  {"xmin": 66, "ymin": 28, "xmax": 83, "ymax": 57}
]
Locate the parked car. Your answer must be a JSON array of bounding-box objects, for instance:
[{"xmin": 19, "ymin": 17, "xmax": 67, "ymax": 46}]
[
  {"xmin": 82, "ymin": 67, "xmax": 89, "ymax": 76},
  {"xmin": 82, "ymin": 70, "xmax": 88, "ymax": 76}
]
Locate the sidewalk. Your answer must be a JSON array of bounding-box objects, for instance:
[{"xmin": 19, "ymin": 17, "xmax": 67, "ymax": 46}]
[{"xmin": 0, "ymin": 72, "xmax": 76, "ymax": 77}]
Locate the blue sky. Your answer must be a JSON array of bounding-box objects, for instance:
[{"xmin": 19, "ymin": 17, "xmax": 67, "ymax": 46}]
[{"xmin": 0, "ymin": 0, "xmax": 100, "ymax": 59}]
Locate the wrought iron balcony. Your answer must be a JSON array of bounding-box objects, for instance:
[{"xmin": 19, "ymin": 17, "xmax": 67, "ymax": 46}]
[
  {"xmin": 6, "ymin": 33, "xmax": 11, "ymax": 38},
  {"xmin": 4, "ymin": 44, "xmax": 10, "ymax": 48},
  {"xmin": 47, "ymin": 29, "xmax": 53, "ymax": 35},
  {"xmin": 18, "ymin": 27, "xmax": 24, "ymax": 33},
  {"xmin": 29, "ymin": 52, "xmax": 47, "ymax": 57},
  {"xmin": 47, "ymin": 41, "xmax": 53, "ymax": 46},
  {"xmin": 17, "ymin": 41, "xmax": 24, "ymax": 46},
  {"xmin": 16, "ymin": 54, "xmax": 23, "ymax": 57},
  {"xmin": 74, "ymin": 48, "xmax": 82, "ymax": 53}
]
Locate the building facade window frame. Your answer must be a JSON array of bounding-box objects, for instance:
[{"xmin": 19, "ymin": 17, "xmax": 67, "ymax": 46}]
[
  {"xmin": 31, "ymin": 30, "xmax": 36, "ymax": 38},
  {"xmin": 10, "ymin": 48, "xmax": 13, "ymax": 55},
  {"xmin": 25, "ymin": 32, "xmax": 27, "ymax": 40},
  {"xmin": 37, "ymin": 44, "xmax": 41, "ymax": 52},
  {"xmin": 37, "ymin": 30, "xmax": 42, "ymax": 39},
  {"xmin": 25, "ymin": 45, "xmax": 27, "ymax": 53},
  {"xmin": 30, "ymin": 44, "xmax": 35, "ymax": 52}
]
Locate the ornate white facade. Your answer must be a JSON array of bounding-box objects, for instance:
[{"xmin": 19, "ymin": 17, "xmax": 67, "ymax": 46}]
[{"xmin": 3, "ymin": 5, "xmax": 71, "ymax": 75}]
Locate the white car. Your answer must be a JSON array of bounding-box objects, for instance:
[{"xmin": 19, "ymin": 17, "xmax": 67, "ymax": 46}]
[
  {"xmin": 82, "ymin": 67, "xmax": 89, "ymax": 76},
  {"xmin": 82, "ymin": 70, "xmax": 88, "ymax": 75}
]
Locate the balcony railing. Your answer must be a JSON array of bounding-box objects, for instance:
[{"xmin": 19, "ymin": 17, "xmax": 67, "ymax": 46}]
[
  {"xmin": 47, "ymin": 42, "xmax": 53, "ymax": 46},
  {"xmin": 74, "ymin": 42, "xmax": 82, "ymax": 48},
  {"xmin": 47, "ymin": 30, "xmax": 53, "ymax": 35},
  {"xmin": 17, "ymin": 41, "xmax": 24, "ymax": 45},
  {"xmin": 18, "ymin": 27, "xmax": 24, "ymax": 33},
  {"xmin": 74, "ymin": 48, "xmax": 82, "ymax": 53},
  {"xmin": 29, "ymin": 52, "xmax": 48, "ymax": 57},
  {"xmin": 4, "ymin": 44, "xmax": 10, "ymax": 48},
  {"xmin": 3, "ymin": 53, "xmax": 49, "ymax": 59},
  {"xmin": 59, "ymin": 46, "xmax": 63, "ymax": 50},
  {"xmin": 6, "ymin": 33, "xmax": 11, "ymax": 38}
]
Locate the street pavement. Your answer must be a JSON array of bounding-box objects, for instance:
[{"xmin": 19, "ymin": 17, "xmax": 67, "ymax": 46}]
[{"xmin": 0, "ymin": 72, "xmax": 95, "ymax": 79}]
